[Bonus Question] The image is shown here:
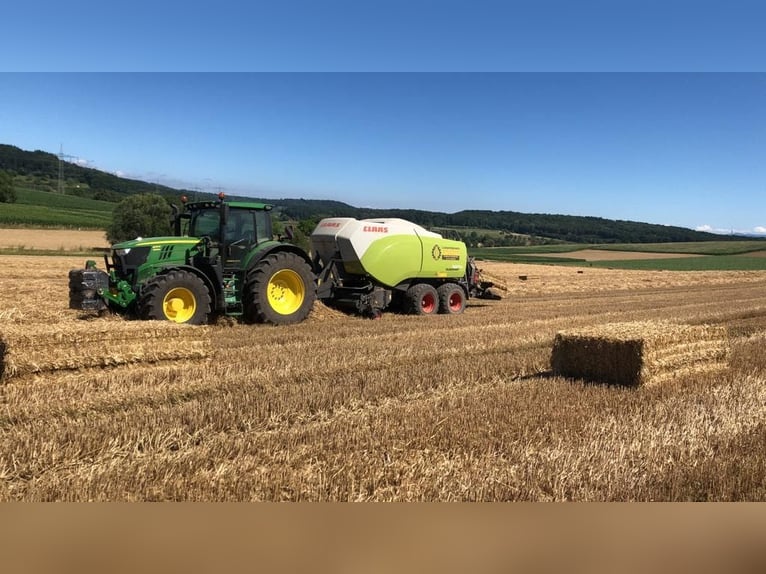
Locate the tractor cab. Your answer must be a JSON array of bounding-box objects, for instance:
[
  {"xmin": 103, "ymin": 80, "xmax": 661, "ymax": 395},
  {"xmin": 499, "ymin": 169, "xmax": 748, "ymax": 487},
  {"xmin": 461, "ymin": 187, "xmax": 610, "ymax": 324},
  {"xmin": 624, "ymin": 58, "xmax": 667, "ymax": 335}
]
[{"xmin": 175, "ymin": 194, "xmax": 274, "ymax": 269}]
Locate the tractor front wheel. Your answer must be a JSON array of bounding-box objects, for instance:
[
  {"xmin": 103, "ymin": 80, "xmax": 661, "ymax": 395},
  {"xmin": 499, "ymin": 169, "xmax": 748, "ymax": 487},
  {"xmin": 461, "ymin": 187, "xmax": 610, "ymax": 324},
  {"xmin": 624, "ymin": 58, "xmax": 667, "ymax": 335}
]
[
  {"xmin": 245, "ymin": 252, "xmax": 316, "ymax": 325},
  {"xmin": 138, "ymin": 269, "xmax": 212, "ymax": 325},
  {"xmin": 405, "ymin": 283, "xmax": 438, "ymax": 315}
]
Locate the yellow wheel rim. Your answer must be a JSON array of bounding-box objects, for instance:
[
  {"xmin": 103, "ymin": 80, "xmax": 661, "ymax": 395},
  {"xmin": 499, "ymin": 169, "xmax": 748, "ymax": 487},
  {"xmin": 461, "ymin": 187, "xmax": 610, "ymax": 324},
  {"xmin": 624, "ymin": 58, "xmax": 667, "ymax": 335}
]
[
  {"xmin": 267, "ymin": 269, "xmax": 305, "ymax": 315},
  {"xmin": 163, "ymin": 287, "xmax": 197, "ymax": 323}
]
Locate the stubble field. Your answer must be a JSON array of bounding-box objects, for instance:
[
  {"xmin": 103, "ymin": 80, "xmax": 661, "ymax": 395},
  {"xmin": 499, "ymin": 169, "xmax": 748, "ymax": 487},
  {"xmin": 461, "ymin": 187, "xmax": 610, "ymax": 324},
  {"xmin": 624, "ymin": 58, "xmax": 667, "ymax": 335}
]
[
  {"xmin": 0, "ymin": 228, "xmax": 109, "ymax": 251},
  {"xmin": 0, "ymin": 254, "xmax": 765, "ymax": 501}
]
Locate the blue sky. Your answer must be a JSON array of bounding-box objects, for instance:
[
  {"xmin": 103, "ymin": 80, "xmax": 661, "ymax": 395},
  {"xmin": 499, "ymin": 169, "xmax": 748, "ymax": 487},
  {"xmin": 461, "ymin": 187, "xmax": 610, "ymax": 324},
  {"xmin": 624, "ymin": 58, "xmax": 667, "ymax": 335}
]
[
  {"xmin": 1, "ymin": 2, "xmax": 765, "ymax": 234},
  {"xmin": 1, "ymin": 1, "xmax": 764, "ymax": 72}
]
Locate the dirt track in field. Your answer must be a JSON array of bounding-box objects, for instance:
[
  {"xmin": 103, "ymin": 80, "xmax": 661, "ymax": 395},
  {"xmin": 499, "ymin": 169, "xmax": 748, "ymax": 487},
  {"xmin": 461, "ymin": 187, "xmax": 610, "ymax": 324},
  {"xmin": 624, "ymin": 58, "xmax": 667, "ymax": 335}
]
[
  {"xmin": 543, "ymin": 249, "xmax": 707, "ymax": 261},
  {"xmin": 0, "ymin": 228, "xmax": 108, "ymax": 250}
]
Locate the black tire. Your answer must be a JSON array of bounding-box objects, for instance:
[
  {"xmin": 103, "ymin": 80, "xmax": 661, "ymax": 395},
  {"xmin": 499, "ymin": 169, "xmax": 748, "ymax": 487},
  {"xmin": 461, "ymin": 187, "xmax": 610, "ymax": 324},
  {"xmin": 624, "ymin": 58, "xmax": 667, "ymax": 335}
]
[
  {"xmin": 138, "ymin": 269, "xmax": 211, "ymax": 324},
  {"xmin": 437, "ymin": 283, "xmax": 466, "ymax": 315},
  {"xmin": 244, "ymin": 251, "xmax": 316, "ymax": 325},
  {"xmin": 405, "ymin": 283, "xmax": 438, "ymax": 315}
]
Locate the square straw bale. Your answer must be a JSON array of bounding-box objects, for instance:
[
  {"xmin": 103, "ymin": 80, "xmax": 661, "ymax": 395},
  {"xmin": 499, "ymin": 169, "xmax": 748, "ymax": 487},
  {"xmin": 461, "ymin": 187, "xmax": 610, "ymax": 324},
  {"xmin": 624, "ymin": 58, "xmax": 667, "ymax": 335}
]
[
  {"xmin": 1, "ymin": 321, "xmax": 212, "ymax": 380},
  {"xmin": 551, "ymin": 321, "xmax": 729, "ymax": 387}
]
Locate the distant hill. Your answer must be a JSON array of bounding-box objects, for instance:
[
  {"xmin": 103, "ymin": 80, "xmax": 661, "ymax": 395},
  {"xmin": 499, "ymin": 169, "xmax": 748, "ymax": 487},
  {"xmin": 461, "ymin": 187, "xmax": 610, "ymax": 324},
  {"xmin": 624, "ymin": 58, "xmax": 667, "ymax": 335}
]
[
  {"xmin": 0, "ymin": 143, "xmax": 744, "ymax": 245},
  {"xmin": 0, "ymin": 143, "xmax": 215, "ymax": 203}
]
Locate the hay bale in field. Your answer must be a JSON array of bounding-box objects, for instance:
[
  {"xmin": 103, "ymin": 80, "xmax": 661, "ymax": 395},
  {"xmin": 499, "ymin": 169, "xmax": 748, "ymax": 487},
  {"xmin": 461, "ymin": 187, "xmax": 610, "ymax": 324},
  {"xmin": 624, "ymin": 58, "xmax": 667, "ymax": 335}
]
[
  {"xmin": 551, "ymin": 321, "xmax": 729, "ymax": 387},
  {"xmin": 0, "ymin": 321, "xmax": 212, "ymax": 380}
]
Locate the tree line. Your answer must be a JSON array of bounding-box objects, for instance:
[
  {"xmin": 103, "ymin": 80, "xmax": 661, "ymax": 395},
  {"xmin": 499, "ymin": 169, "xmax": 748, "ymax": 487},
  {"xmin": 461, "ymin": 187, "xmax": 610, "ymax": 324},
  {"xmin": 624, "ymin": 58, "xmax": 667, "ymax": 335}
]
[{"xmin": 261, "ymin": 204, "xmax": 730, "ymax": 245}]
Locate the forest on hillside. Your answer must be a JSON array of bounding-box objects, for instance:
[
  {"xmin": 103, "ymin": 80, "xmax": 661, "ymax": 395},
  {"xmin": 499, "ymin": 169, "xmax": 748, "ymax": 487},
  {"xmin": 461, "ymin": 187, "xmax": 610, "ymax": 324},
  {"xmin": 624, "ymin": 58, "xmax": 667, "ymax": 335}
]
[
  {"xmin": 0, "ymin": 144, "xmax": 204, "ymax": 203},
  {"xmin": 0, "ymin": 143, "xmax": 737, "ymax": 245}
]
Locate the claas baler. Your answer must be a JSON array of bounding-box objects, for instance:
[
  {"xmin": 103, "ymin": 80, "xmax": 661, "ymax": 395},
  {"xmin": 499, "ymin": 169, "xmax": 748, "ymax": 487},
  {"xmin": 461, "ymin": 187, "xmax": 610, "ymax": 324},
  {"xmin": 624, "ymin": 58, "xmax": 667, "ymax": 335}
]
[{"xmin": 311, "ymin": 217, "xmax": 498, "ymax": 318}]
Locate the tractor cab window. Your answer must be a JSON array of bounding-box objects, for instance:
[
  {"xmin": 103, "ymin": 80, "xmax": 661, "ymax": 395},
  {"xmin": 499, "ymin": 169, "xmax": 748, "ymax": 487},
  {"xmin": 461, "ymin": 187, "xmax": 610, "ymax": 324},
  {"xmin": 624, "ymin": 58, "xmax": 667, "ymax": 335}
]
[
  {"xmin": 255, "ymin": 210, "xmax": 273, "ymax": 244},
  {"xmin": 190, "ymin": 209, "xmax": 221, "ymax": 242},
  {"xmin": 224, "ymin": 210, "xmax": 256, "ymax": 245},
  {"xmin": 223, "ymin": 209, "xmax": 259, "ymax": 267}
]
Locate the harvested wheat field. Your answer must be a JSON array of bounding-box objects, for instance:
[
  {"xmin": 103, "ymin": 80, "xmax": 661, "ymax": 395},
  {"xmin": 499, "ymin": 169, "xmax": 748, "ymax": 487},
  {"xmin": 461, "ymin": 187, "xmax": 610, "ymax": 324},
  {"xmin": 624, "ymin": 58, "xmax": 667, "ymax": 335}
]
[
  {"xmin": 1, "ymin": 254, "xmax": 765, "ymax": 501},
  {"xmin": 0, "ymin": 228, "xmax": 109, "ymax": 251}
]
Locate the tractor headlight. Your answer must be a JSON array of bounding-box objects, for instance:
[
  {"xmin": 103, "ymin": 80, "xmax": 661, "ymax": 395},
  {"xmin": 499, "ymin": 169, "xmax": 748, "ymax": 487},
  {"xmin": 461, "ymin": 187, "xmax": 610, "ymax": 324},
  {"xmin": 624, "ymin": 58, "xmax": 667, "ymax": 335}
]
[{"xmin": 115, "ymin": 248, "xmax": 131, "ymax": 256}]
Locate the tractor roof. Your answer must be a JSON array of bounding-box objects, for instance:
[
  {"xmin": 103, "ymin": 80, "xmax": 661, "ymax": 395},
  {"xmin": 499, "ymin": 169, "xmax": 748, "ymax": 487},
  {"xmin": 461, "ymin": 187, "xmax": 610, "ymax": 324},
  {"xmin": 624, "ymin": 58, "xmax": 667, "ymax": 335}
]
[{"xmin": 184, "ymin": 200, "xmax": 273, "ymax": 211}]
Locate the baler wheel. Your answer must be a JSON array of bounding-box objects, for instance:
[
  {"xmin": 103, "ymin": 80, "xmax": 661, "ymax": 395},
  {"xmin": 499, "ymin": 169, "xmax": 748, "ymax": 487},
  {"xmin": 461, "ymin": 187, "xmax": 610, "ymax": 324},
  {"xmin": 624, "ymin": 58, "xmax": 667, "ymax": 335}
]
[
  {"xmin": 405, "ymin": 283, "xmax": 438, "ymax": 315},
  {"xmin": 437, "ymin": 283, "xmax": 466, "ymax": 315}
]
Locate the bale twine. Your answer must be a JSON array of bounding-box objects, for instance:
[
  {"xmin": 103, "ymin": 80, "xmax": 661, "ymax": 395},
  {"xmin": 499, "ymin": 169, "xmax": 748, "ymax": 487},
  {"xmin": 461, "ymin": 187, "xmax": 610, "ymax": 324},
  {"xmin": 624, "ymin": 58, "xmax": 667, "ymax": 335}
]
[{"xmin": 551, "ymin": 321, "xmax": 729, "ymax": 387}]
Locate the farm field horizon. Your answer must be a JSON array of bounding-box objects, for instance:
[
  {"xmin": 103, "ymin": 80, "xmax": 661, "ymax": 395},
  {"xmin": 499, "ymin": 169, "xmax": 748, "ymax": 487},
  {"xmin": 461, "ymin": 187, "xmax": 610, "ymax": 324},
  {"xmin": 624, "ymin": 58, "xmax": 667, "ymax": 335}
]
[
  {"xmin": 3, "ymin": 226, "xmax": 766, "ymax": 271},
  {"xmin": 1, "ymin": 252, "xmax": 765, "ymax": 501}
]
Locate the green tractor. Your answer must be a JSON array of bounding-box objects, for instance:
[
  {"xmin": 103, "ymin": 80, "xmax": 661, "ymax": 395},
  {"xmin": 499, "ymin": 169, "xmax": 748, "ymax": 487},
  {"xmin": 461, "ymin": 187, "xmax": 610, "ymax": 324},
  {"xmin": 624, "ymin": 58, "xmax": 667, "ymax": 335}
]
[{"xmin": 69, "ymin": 194, "xmax": 315, "ymax": 325}]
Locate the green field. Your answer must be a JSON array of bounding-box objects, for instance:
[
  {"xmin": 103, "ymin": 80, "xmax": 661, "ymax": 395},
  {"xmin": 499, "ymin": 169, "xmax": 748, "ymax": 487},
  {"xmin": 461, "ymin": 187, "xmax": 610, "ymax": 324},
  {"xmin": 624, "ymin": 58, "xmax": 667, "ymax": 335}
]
[
  {"xmin": 471, "ymin": 244, "xmax": 589, "ymax": 258},
  {"xmin": 471, "ymin": 240, "xmax": 766, "ymax": 271},
  {"xmin": 593, "ymin": 241, "xmax": 766, "ymax": 256},
  {"xmin": 0, "ymin": 188, "xmax": 114, "ymax": 228},
  {"xmin": 583, "ymin": 256, "xmax": 766, "ymax": 271}
]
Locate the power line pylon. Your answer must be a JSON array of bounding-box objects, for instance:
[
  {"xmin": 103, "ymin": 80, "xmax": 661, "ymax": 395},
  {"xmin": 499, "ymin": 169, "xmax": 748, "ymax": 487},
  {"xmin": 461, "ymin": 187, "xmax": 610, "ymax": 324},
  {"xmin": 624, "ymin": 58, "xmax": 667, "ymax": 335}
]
[{"xmin": 58, "ymin": 144, "xmax": 77, "ymax": 194}]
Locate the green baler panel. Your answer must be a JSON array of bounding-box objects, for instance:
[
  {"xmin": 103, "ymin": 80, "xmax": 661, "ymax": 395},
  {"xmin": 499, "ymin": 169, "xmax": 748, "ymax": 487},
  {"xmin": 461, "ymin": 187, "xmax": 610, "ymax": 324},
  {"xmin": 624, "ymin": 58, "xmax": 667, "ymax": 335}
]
[
  {"xmin": 359, "ymin": 235, "xmax": 466, "ymax": 287},
  {"xmin": 419, "ymin": 237, "xmax": 467, "ymax": 278},
  {"xmin": 358, "ymin": 235, "xmax": 422, "ymax": 287}
]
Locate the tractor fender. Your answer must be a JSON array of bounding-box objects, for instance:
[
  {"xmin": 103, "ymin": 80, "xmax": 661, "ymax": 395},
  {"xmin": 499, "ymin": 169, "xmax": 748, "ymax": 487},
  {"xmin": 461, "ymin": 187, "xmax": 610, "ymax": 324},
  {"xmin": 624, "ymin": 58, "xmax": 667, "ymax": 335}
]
[
  {"xmin": 244, "ymin": 243, "xmax": 313, "ymax": 274},
  {"xmin": 143, "ymin": 264, "xmax": 218, "ymax": 300}
]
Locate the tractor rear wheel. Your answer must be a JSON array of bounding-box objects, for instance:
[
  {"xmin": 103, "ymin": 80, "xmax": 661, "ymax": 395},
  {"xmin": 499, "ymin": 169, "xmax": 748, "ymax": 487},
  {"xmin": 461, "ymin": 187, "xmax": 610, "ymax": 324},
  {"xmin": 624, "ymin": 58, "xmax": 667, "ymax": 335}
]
[
  {"xmin": 437, "ymin": 283, "xmax": 466, "ymax": 315},
  {"xmin": 245, "ymin": 251, "xmax": 316, "ymax": 325},
  {"xmin": 405, "ymin": 283, "xmax": 438, "ymax": 315},
  {"xmin": 138, "ymin": 269, "xmax": 212, "ymax": 324}
]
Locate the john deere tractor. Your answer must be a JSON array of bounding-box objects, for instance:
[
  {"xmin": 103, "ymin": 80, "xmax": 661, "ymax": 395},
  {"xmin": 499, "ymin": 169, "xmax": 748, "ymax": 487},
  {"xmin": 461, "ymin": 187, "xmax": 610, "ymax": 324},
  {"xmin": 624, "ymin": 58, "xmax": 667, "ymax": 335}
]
[{"xmin": 69, "ymin": 194, "xmax": 315, "ymax": 325}]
